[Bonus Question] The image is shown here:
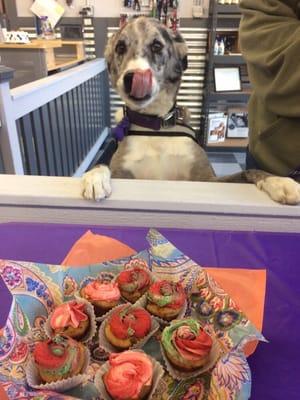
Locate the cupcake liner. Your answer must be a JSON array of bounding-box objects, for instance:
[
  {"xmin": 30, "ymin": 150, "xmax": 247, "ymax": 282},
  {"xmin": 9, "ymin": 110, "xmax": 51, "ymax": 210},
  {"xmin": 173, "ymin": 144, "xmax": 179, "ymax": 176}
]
[
  {"xmin": 94, "ymin": 350, "xmax": 165, "ymax": 400},
  {"xmin": 98, "ymin": 303, "xmax": 160, "ymax": 354},
  {"xmin": 45, "ymin": 297, "xmax": 97, "ymax": 344},
  {"xmin": 26, "ymin": 346, "xmax": 90, "ymax": 392},
  {"xmin": 118, "ymin": 266, "xmax": 155, "ymax": 304},
  {"xmin": 135, "ymin": 294, "xmax": 188, "ymax": 326},
  {"xmin": 94, "ymin": 298, "xmax": 127, "ymax": 323},
  {"xmin": 160, "ymin": 337, "xmax": 221, "ymax": 380}
]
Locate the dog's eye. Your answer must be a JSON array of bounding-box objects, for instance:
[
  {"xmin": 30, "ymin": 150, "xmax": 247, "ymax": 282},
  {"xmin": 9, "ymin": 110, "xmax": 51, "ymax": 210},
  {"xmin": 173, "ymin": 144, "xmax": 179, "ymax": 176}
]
[
  {"xmin": 115, "ymin": 41, "xmax": 127, "ymax": 55},
  {"xmin": 151, "ymin": 40, "xmax": 163, "ymax": 53}
]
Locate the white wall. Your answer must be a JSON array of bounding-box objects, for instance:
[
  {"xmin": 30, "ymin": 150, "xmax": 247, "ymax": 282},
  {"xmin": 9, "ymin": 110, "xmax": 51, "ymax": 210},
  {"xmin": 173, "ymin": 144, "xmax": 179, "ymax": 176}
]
[{"xmin": 16, "ymin": 0, "xmax": 206, "ymax": 19}]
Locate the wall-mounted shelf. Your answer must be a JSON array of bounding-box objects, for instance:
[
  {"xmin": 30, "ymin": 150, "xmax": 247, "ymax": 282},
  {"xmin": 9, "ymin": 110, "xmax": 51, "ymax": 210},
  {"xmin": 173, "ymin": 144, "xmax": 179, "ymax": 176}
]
[
  {"xmin": 216, "ymin": 4, "xmax": 241, "ymax": 15},
  {"xmin": 213, "ymin": 54, "xmax": 245, "ymax": 64},
  {"xmin": 201, "ymin": 1, "xmax": 250, "ymax": 151},
  {"xmin": 209, "ymin": 91, "xmax": 251, "ymax": 103},
  {"xmin": 207, "ymin": 137, "xmax": 248, "ymax": 150}
]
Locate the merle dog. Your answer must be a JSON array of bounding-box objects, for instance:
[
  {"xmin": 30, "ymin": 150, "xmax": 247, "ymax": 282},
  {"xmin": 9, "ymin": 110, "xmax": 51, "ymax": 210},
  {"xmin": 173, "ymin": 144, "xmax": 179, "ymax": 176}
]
[{"xmin": 82, "ymin": 17, "xmax": 300, "ymax": 205}]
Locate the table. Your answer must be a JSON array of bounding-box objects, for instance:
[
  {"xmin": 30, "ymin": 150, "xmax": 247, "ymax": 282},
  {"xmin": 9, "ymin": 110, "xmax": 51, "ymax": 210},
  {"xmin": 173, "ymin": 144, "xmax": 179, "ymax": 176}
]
[
  {"xmin": 0, "ymin": 40, "xmax": 85, "ymax": 88},
  {"xmin": 0, "ymin": 222, "xmax": 299, "ymax": 400}
]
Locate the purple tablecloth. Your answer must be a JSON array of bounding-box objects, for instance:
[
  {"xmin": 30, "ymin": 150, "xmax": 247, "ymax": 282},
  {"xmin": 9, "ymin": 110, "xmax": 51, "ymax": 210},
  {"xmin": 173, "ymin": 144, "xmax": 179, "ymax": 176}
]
[{"xmin": 1, "ymin": 222, "xmax": 300, "ymax": 400}]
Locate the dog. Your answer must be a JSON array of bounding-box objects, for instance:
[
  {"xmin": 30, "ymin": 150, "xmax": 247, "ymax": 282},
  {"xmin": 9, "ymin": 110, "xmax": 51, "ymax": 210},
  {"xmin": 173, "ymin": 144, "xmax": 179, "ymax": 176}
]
[{"xmin": 82, "ymin": 17, "xmax": 300, "ymax": 205}]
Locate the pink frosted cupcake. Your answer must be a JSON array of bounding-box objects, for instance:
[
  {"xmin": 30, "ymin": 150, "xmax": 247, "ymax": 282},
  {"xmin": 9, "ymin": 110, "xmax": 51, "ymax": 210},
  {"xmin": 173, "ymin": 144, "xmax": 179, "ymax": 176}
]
[
  {"xmin": 50, "ymin": 300, "xmax": 90, "ymax": 340},
  {"xmin": 80, "ymin": 279, "xmax": 121, "ymax": 316},
  {"xmin": 103, "ymin": 351, "xmax": 153, "ymax": 400}
]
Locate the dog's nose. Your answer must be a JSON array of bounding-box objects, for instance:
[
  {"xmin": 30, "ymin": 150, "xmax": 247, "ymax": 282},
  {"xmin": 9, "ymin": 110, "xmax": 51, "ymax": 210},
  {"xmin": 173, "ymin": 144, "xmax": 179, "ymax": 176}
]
[{"xmin": 124, "ymin": 73, "xmax": 134, "ymax": 94}]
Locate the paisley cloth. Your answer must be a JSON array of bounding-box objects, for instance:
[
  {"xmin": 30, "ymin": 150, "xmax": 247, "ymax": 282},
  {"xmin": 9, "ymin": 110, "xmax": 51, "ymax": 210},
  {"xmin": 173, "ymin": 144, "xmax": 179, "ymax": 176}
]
[{"xmin": 0, "ymin": 229, "xmax": 264, "ymax": 400}]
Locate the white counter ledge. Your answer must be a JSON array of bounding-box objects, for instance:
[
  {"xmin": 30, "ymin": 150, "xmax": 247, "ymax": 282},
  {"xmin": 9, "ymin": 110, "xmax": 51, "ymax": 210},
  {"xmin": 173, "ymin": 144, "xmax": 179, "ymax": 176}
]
[{"xmin": 0, "ymin": 175, "xmax": 299, "ymax": 233}]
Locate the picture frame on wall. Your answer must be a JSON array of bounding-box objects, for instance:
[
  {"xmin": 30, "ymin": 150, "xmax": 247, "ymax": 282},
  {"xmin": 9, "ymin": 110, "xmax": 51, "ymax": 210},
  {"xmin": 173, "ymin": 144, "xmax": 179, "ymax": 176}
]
[{"xmin": 213, "ymin": 67, "xmax": 242, "ymax": 92}]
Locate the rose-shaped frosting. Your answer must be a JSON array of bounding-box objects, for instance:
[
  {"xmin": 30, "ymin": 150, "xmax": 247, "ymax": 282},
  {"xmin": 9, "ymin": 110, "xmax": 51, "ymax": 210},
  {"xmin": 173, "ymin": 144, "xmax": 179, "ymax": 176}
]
[
  {"xmin": 162, "ymin": 319, "xmax": 212, "ymax": 361},
  {"xmin": 34, "ymin": 335, "xmax": 82, "ymax": 373},
  {"xmin": 83, "ymin": 280, "xmax": 120, "ymax": 302},
  {"xmin": 109, "ymin": 305, "xmax": 151, "ymax": 339},
  {"xmin": 117, "ymin": 267, "xmax": 151, "ymax": 293},
  {"xmin": 147, "ymin": 280, "xmax": 186, "ymax": 309},
  {"xmin": 50, "ymin": 301, "xmax": 88, "ymax": 329},
  {"xmin": 104, "ymin": 351, "xmax": 153, "ymax": 400}
]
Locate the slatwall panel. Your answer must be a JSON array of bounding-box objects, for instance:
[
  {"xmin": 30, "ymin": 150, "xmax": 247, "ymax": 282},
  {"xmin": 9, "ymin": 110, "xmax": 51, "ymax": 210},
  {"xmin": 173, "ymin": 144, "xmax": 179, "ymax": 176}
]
[
  {"xmin": 16, "ymin": 72, "xmax": 109, "ymax": 176},
  {"xmin": 82, "ymin": 17, "xmax": 96, "ymax": 60},
  {"xmin": 107, "ymin": 27, "xmax": 208, "ymax": 133}
]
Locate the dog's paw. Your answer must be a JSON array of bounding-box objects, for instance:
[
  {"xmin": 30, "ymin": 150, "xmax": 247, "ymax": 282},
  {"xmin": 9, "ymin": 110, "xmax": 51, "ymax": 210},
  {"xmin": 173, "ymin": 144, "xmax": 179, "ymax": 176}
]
[
  {"xmin": 82, "ymin": 165, "xmax": 112, "ymax": 201},
  {"xmin": 257, "ymin": 176, "xmax": 300, "ymax": 205}
]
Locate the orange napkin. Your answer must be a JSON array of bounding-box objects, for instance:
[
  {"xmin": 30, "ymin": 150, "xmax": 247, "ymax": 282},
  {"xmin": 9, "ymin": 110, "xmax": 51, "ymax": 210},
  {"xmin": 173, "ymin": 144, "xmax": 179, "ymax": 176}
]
[
  {"xmin": 61, "ymin": 230, "xmax": 136, "ymax": 266},
  {"xmin": 62, "ymin": 231, "xmax": 266, "ymax": 356},
  {"xmin": 0, "ymin": 385, "xmax": 8, "ymax": 400},
  {"xmin": 206, "ymin": 267, "xmax": 266, "ymax": 356}
]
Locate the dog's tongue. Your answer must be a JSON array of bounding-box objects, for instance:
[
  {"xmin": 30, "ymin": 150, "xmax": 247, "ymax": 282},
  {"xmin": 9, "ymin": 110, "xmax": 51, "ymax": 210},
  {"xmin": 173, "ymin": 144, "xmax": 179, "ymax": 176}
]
[{"xmin": 130, "ymin": 69, "xmax": 152, "ymax": 99}]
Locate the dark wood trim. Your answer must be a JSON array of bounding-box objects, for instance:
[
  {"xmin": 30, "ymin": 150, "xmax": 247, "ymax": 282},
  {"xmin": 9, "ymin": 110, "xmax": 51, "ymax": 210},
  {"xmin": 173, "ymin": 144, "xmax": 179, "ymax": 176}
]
[
  {"xmin": 0, "ymin": 0, "xmax": 6, "ymax": 15},
  {"xmin": 3, "ymin": 0, "xmax": 18, "ymax": 29}
]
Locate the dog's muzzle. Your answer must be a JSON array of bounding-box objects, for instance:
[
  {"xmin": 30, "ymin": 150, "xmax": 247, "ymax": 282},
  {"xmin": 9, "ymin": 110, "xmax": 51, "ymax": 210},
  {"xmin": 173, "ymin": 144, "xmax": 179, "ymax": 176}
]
[{"xmin": 123, "ymin": 69, "xmax": 152, "ymax": 100}]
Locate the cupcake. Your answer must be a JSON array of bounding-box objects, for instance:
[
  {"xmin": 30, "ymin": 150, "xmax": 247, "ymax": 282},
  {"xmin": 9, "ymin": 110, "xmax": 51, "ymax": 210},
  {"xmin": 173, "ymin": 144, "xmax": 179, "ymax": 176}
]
[
  {"xmin": 161, "ymin": 319, "xmax": 213, "ymax": 371},
  {"xmin": 50, "ymin": 300, "xmax": 90, "ymax": 340},
  {"xmin": 80, "ymin": 279, "xmax": 121, "ymax": 316},
  {"xmin": 33, "ymin": 335, "xmax": 86, "ymax": 383},
  {"xmin": 146, "ymin": 280, "xmax": 186, "ymax": 321},
  {"xmin": 116, "ymin": 267, "xmax": 152, "ymax": 303},
  {"xmin": 104, "ymin": 305, "xmax": 152, "ymax": 349},
  {"xmin": 103, "ymin": 351, "xmax": 153, "ymax": 400}
]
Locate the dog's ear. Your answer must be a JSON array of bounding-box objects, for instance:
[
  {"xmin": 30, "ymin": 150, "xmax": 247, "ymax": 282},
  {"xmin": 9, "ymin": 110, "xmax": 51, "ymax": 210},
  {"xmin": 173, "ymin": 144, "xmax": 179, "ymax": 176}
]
[{"xmin": 173, "ymin": 32, "xmax": 188, "ymax": 71}]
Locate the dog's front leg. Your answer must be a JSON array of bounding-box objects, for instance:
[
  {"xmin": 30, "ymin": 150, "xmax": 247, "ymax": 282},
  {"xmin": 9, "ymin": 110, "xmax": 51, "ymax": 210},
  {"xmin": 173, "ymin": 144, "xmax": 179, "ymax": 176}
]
[
  {"xmin": 215, "ymin": 170, "xmax": 300, "ymax": 205},
  {"xmin": 82, "ymin": 165, "xmax": 112, "ymax": 201}
]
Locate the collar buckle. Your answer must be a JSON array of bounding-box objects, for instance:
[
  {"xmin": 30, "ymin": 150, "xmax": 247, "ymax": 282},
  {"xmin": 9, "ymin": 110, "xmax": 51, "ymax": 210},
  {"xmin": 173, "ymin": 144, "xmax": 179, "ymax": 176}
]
[{"xmin": 161, "ymin": 109, "xmax": 176, "ymax": 128}]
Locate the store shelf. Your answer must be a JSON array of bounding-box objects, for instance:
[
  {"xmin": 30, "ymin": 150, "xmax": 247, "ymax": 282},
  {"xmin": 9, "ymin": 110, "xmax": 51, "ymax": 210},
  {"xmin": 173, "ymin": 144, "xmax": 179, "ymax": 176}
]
[
  {"xmin": 216, "ymin": 4, "xmax": 241, "ymax": 15},
  {"xmin": 207, "ymin": 137, "xmax": 248, "ymax": 150},
  {"xmin": 47, "ymin": 56, "xmax": 85, "ymax": 72},
  {"xmin": 209, "ymin": 91, "xmax": 251, "ymax": 103},
  {"xmin": 201, "ymin": 1, "xmax": 248, "ymax": 149},
  {"xmin": 213, "ymin": 54, "xmax": 245, "ymax": 64}
]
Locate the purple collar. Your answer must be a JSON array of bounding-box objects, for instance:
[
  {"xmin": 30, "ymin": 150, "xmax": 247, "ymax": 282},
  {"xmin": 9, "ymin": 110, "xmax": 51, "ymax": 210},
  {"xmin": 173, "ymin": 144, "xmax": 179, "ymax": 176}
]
[
  {"xmin": 112, "ymin": 106, "xmax": 177, "ymax": 141},
  {"xmin": 125, "ymin": 107, "xmax": 177, "ymax": 130}
]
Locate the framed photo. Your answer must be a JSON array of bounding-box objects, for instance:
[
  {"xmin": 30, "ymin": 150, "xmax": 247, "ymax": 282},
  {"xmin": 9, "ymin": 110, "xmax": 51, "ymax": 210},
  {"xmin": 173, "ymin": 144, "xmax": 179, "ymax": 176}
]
[
  {"xmin": 213, "ymin": 67, "xmax": 242, "ymax": 92},
  {"xmin": 227, "ymin": 108, "xmax": 249, "ymax": 138},
  {"xmin": 207, "ymin": 113, "xmax": 228, "ymax": 143}
]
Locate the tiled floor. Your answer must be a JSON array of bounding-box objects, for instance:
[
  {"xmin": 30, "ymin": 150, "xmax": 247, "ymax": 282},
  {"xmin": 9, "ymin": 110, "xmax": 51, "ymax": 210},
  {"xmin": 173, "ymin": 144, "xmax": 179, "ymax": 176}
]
[{"xmin": 207, "ymin": 151, "xmax": 246, "ymax": 177}]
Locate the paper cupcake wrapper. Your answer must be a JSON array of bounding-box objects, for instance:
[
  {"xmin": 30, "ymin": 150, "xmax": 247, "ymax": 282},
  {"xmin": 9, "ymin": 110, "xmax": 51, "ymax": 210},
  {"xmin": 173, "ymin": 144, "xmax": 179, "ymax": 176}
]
[
  {"xmin": 94, "ymin": 350, "xmax": 165, "ymax": 400},
  {"xmin": 160, "ymin": 338, "xmax": 221, "ymax": 380},
  {"xmin": 135, "ymin": 294, "xmax": 188, "ymax": 326},
  {"xmin": 45, "ymin": 297, "xmax": 97, "ymax": 344},
  {"xmin": 98, "ymin": 303, "xmax": 160, "ymax": 354},
  {"xmin": 94, "ymin": 298, "xmax": 126, "ymax": 323},
  {"xmin": 26, "ymin": 347, "xmax": 90, "ymax": 392}
]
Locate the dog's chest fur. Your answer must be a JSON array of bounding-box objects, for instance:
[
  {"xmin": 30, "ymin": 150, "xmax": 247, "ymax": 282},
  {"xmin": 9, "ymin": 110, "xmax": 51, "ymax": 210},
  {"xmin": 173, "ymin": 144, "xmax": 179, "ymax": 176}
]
[{"xmin": 110, "ymin": 123, "xmax": 198, "ymax": 180}]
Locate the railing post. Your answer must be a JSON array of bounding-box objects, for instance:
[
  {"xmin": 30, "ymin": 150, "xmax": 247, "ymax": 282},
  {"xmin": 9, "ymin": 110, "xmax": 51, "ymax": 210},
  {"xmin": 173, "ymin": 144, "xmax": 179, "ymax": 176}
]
[{"xmin": 0, "ymin": 66, "xmax": 24, "ymax": 174}]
